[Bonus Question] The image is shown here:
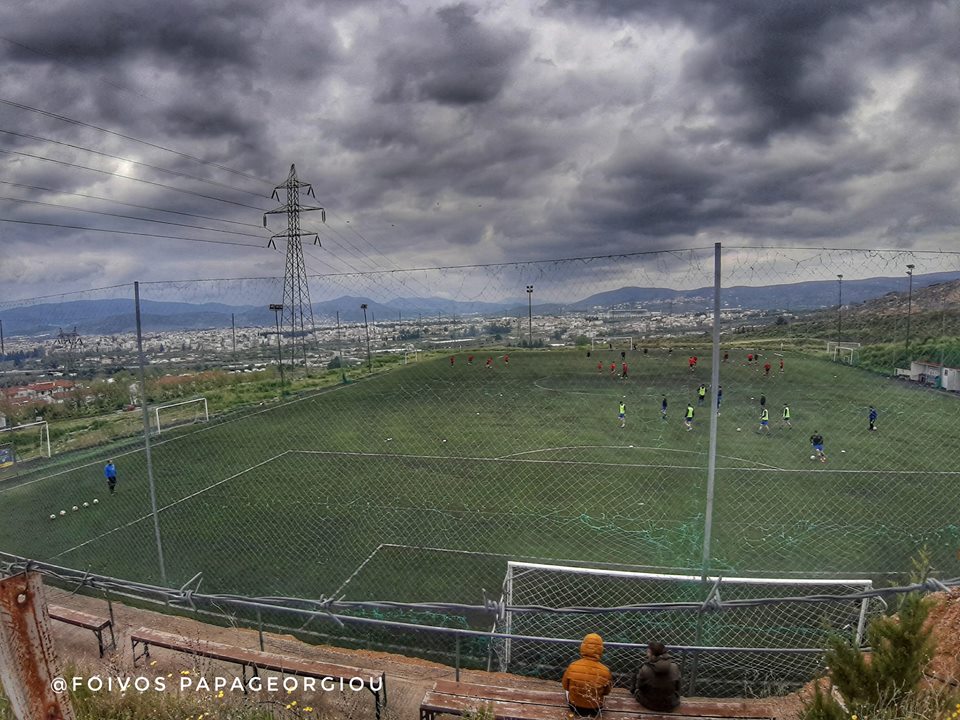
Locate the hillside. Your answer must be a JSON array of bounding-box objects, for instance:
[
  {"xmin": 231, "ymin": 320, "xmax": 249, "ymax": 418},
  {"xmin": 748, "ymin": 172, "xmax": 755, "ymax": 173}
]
[{"xmin": 755, "ymin": 279, "xmax": 960, "ymax": 345}]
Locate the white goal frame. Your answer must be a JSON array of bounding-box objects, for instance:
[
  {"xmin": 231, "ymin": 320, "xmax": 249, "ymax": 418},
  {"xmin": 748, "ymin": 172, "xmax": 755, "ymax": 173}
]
[
  {"xmin": 501, "ymin": 560, "xmax": 873, "ymax": 668},
  {"xmin": 0, "ymin": 420, "xmax": 51, "ymax": 459},
  {"xmin": 826, "ymin": 341, "xmax": 861, "ymax": 364},
  {"xmin": 153, "ymin": 397, "xmax": 209, "ymax": 436},
  {"xmin": 591, "ymin": 336, "xmax": 636, "ymax": 351}
]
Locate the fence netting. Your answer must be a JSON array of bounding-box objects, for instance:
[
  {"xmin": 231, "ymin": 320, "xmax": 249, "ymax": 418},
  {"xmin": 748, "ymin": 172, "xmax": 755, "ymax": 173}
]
[{"xmin": 1, "ymin": 246, "xmax": 958, "ymax": 696}]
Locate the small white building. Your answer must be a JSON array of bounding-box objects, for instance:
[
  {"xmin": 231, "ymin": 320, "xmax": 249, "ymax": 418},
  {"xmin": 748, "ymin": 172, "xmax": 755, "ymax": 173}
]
[{"xmin": 899, "ymin": 360, "xmax": 960, "ymax": 391}]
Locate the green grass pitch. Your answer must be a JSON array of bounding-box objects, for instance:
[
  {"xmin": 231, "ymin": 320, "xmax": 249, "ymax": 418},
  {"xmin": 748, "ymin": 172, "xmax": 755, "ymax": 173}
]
[{"xmin": 1, "ymin": 348, "xmax": 957, "ymax": 608}]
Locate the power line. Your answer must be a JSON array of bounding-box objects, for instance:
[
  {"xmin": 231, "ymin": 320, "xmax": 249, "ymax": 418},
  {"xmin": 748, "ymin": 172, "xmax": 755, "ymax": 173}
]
[
  {"xmin": 0, "ymin": 96, "xmax": 272, "ymax": 186},
  {"xmin": 0, "ymin": 37, "xmax": 158, "ymax": 104},
  {"xmin": 0, "ymin": 128, "xmax": 267, "ymax": 199},
  {"xmin": 0, "ymin": 180, "xmax": 263, "ymax": 229},
  {"xmin": 1, "ymin": 100, "xmax": 412, "ymax": 275},
  {"xmin": 0, "ymin": 100, "xmax": 417, "ymax": 277},
  {"xmin": 0, "ymin": 147, "xmax": 267, "ymax": 211},
  {"xmin": 0, "ymin": 217, "xmax": 265, "ymax": 248},
  {"xmin": 0, "ymin": 195, "xmax": 269, "ymax": 239}
]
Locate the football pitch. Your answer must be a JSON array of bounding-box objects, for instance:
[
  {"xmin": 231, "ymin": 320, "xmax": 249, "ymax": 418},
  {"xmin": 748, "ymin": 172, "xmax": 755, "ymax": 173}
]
[{"xmin": 1, "ymin": 348, "xmax": 958, "ymax": 607}]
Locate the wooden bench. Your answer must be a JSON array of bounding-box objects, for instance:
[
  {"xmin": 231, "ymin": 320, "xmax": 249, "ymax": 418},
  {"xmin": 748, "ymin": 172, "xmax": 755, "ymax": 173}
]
[
  {"xmin": 420, "ymin": 680, "xmax": 776, "ymax": 720},
  {"xmin": 48, "ymin": 604, "xmax": 116, "ymax": 658},
  {"xmin": 130, "ymin": 627, "xmax": 386, "ymax": 719}
]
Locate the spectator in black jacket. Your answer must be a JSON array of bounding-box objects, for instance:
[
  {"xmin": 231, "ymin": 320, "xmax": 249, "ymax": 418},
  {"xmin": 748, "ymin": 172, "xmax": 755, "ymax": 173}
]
[{"xmin": 632, "ymin": 642, "xmax": 681, "ymax": 712}]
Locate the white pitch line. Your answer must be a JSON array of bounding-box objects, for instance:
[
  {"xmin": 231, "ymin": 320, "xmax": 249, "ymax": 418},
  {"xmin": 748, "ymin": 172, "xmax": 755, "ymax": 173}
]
[
  {"xmin": 1, "ymin": 380, "xmax": 359, "ymax": 495},
  {"xmin": 497, "ymin": 444, "xmax": 784, "ymax": 470},
  {"xmin": 292, "ymin": 448, "xmax": 960, "ymax": 475},
  {"xmin": 49, "ymin": 450, "xmax": 291, "ymax": 560}
]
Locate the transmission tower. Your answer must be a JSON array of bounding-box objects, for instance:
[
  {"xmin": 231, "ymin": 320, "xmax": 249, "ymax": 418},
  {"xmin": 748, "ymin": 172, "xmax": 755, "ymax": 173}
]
[{"xmin": 263, "ymin": 165, "xmax": 325, "ymax": 368}]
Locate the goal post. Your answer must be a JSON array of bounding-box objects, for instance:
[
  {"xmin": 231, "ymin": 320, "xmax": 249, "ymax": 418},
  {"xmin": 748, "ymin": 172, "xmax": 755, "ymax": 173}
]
[
  {"xmin": 152, "ymin": 397, "xmax": 209, "ymax": 436},
  {"xmin": 826, "ymin": 341, "xmax": 861, "ymax": 364},
  {"xmin": 591, "ymin": 336, "xmax": 636, "ymax": 351},
  {"xmin": 496, "ymin": 561, "xmax": 876, "ymax": 695},
  {"xmin": 0, "ymin": 420, "xmax": 51, "ymax": 462}
]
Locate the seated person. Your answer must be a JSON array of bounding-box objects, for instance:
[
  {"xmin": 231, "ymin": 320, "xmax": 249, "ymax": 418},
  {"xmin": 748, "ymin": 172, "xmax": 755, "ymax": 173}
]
[
  {"xmin": 561, "ymin": 633, "xmax": 612, "ymax": 716},
  {"xmin": 631, "ymin": 642, "xmax": 681, "ymax": 712}
]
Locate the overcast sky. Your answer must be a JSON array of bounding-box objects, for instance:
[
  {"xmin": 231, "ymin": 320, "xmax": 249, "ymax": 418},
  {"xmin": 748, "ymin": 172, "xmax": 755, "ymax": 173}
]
[{"xmin": 1, "ymin": 0, "xmax": 958, "ymax": 303}]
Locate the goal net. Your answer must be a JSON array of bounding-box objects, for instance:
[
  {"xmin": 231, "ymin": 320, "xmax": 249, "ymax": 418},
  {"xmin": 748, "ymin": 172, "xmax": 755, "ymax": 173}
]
[
  {"xmin": 826, "ymin": 341, "xmax": 861, "ymax": 364},
  {"xmin": 495, "ymin": 561, "xmax": 878, "ymax": 697},
  {"xmin": 153, "ymin": 398, "xmax": 209, "ymax": 436},
  {"xmin": 591, "ymin": 336, "xmax": 636, "ymax": 351},
  {"xmin": 0, "ymin": 421, "xmax": 51, "ymax": 471}
]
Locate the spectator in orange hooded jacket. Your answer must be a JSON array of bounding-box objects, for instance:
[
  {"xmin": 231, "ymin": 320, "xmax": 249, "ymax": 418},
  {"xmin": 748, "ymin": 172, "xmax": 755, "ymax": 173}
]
[{"xmin": 561, "ymin": 633, "xmax": 613, "ymax": 716}]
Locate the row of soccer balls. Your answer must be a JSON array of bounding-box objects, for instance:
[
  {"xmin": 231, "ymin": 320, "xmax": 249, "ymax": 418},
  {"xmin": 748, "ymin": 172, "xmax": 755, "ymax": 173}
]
[{"xmin": 50, "ymin": 499, "xmax": 99, "ymax": 518}]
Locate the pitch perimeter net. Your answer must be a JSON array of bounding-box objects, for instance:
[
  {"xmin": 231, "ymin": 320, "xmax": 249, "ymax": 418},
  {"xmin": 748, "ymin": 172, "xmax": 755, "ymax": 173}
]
[{"xmin": 496, "ymin": 561, "xmax": 879, "ymax": 697}]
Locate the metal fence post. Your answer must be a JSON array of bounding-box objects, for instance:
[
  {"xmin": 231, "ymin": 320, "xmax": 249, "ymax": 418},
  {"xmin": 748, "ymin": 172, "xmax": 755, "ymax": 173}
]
[
  {"xmin": 135, "ymin": 282, "xmax": 167, "ymax": 586},
  {"xmin": 455, "ymin": 634, "xmax": 461, "ymax": 681},
  {"xmin": 0, "ymin": 572, "xmax": 76, "ymax": 719}
]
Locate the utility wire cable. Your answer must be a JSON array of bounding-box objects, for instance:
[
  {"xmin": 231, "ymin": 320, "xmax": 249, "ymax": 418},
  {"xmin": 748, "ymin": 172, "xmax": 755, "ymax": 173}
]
[
  {"xmin": 0, "ymin": 179, "xmax": 264, "ymax": 228},
  {"xmin": 0, "ymin": 217, "xmax": 264, "ymax": 248},
  {"xmin": 0, "ymin": 147, "xmax": 268, "ymax": 211},
  {"xmin": 0, "ymin": 96, "xmax": 271, "ymax": 186},
  {"xmin": 0, "ymin": 195, "xmax": 270, "ymax": 239},
  {"xmin": 0, "ymin": 128, "xmax": 267, "ymax": 199}
]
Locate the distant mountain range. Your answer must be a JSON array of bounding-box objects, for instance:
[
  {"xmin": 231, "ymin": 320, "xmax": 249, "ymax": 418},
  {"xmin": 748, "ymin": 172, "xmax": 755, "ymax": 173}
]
[{"xmin": 2, "ymin": 271, "xmax": 959, "ymax": 337}]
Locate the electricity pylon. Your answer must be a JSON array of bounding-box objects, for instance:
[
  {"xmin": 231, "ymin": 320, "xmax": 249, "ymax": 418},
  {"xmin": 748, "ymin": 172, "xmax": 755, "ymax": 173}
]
[{"xmin": 264, "ymin": 165, "xmax": 326, "ymax": 369}]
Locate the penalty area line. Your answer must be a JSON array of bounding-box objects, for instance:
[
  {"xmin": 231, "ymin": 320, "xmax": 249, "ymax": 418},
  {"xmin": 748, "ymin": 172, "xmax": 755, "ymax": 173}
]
[{"xmin": 49, "ymin": 451, "xmax": 291, "ymax": 561}]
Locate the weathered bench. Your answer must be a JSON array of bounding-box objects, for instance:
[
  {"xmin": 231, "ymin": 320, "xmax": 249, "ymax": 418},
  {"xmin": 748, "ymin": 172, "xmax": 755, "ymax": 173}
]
[
  {"xmin": 420, "ymin": 679, "xmax": 776, "ymax": 720},
  {"xmin": 130, "ymin": 627, "xmax": 386, "ymax": 719},
  {"xmin": 48, "ymin": 604, "xmax": 116, "ymax": 657}
]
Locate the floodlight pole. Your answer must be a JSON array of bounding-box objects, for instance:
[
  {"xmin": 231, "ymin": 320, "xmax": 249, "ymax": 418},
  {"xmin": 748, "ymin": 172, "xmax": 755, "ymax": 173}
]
[
  {"xmin": 270, "ymin": 303, "xmax": 285, "ymax": 388},
  {"xmin": 361, "ymin": 303, "xmax": 372, "ymax": 372},
  {"xmin": 905, "ymin": 264, "xmax": 915, "ymax": 360},
  {"xmin": 526, "ymin": 285, "xmax": 534, "ymax": 347},
  {"xmin": 0, "ymin": 318, "xmax": 4, "ymax": 356},
  {"xmin": 836, "ymin": 274, "xmax": 843, "ymax": 347}
]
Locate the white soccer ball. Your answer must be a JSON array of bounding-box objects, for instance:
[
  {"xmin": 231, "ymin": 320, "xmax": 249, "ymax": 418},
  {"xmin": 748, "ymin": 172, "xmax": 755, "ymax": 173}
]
[
  {"xmin": 83, "ymin": 502, "xmax": 90, "ymax": 508},
  {"xmin": 72, "ymin": 505, "xmax": 79, "ymax": 511},
  {"xmin": 49, "ymin": 514, "xmax": 56, "ymax": 520},
  {"xmin": 736, "ymin": 428, "xmax": 741, "ymax": 432},
  {"xmin": 93, "ymin": 499, "xmax": 99, "ymax": 504},
  {"xmin": 810, "ymin": 455, "xmax": 816, "ymax": 460},
  {"xmin": 59, "ymin": 510, "xmax": 66, "ymax": 516}
]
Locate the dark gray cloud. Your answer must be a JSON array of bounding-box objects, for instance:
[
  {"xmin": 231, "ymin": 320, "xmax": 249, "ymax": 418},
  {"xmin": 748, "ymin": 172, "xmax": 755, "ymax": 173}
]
[
  {"xmin": 374, "ymin": 3, "xmax": 528, "ymax": 106},
  {"xmin": 546, "ymin": 0, "xmax": 951, "ymax": 142},
  {"xmin": 0, "ymin": 0, "xmax": 957, "ymax": 301}
]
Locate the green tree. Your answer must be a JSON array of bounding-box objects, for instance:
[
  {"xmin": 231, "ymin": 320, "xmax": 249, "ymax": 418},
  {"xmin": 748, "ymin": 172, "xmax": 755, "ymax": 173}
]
[{"xmin": 801, "ymin": 551, "xmax": 940, "ymax": 720}]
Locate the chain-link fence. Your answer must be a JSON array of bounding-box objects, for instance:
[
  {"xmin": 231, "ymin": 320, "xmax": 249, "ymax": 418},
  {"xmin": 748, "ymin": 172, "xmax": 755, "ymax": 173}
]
[{"xmin": 1, "ymin": 246, "xmax": 959, "ymax": 695}]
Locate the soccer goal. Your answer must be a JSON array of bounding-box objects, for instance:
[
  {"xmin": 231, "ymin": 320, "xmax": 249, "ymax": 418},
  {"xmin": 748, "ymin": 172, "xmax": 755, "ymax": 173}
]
[
  {"xmin": 0, "ymin": 420, "xmax": 51, "ymax": 463},
  {"xmin": 152, "ymin": 397, "xmax": 209, "ymax": 436},
  {"xmin": 495, "ymin": 561, "xmax": 877, "ymax": 695},
  {"xmin": 591, "ymin": 336, "xmax": 636, "ymax": 351},
  {"xmin": 826, "ymin": 341, "xmax": 861, "ymax": 364}
]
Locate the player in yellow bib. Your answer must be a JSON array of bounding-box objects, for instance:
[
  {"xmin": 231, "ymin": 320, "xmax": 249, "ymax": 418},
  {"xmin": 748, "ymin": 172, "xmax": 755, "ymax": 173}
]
[
  {"xmin": 758, "ymin": 407, "xmax": 770, "ymax": 433},
  {"xmin": 781, "ymin": 403, "xmax": 792, "ymax": 428},
  {"xmin": 685, "ymin": 404, "xmax": 694, "ymax": 431}
]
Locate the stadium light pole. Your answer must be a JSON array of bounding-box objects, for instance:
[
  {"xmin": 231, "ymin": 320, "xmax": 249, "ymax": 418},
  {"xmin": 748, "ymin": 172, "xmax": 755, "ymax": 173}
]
[
  {"xmin": 361, "ymin": 303, "xmax": 372, "ymax": 372},
  {"xmin": 526, "ymin": 285, "xmax": 534, "ymax": 347},
  {"xmin": 836, "ymin": 274, "xmax": 843, "ymax": 347},
  {"xmin": 270, "ymin": 303, "xmax": 285, "ymax": 388},
  {"xmin": 905, "ymin": 264, "xmax": 915, "ymax": 361}
]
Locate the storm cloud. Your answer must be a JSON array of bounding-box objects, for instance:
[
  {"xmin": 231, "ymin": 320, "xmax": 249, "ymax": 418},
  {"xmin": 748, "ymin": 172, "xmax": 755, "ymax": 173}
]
[{"xmin": 0, "ymin": 0, "xmax": 957, "ymax": 300}]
